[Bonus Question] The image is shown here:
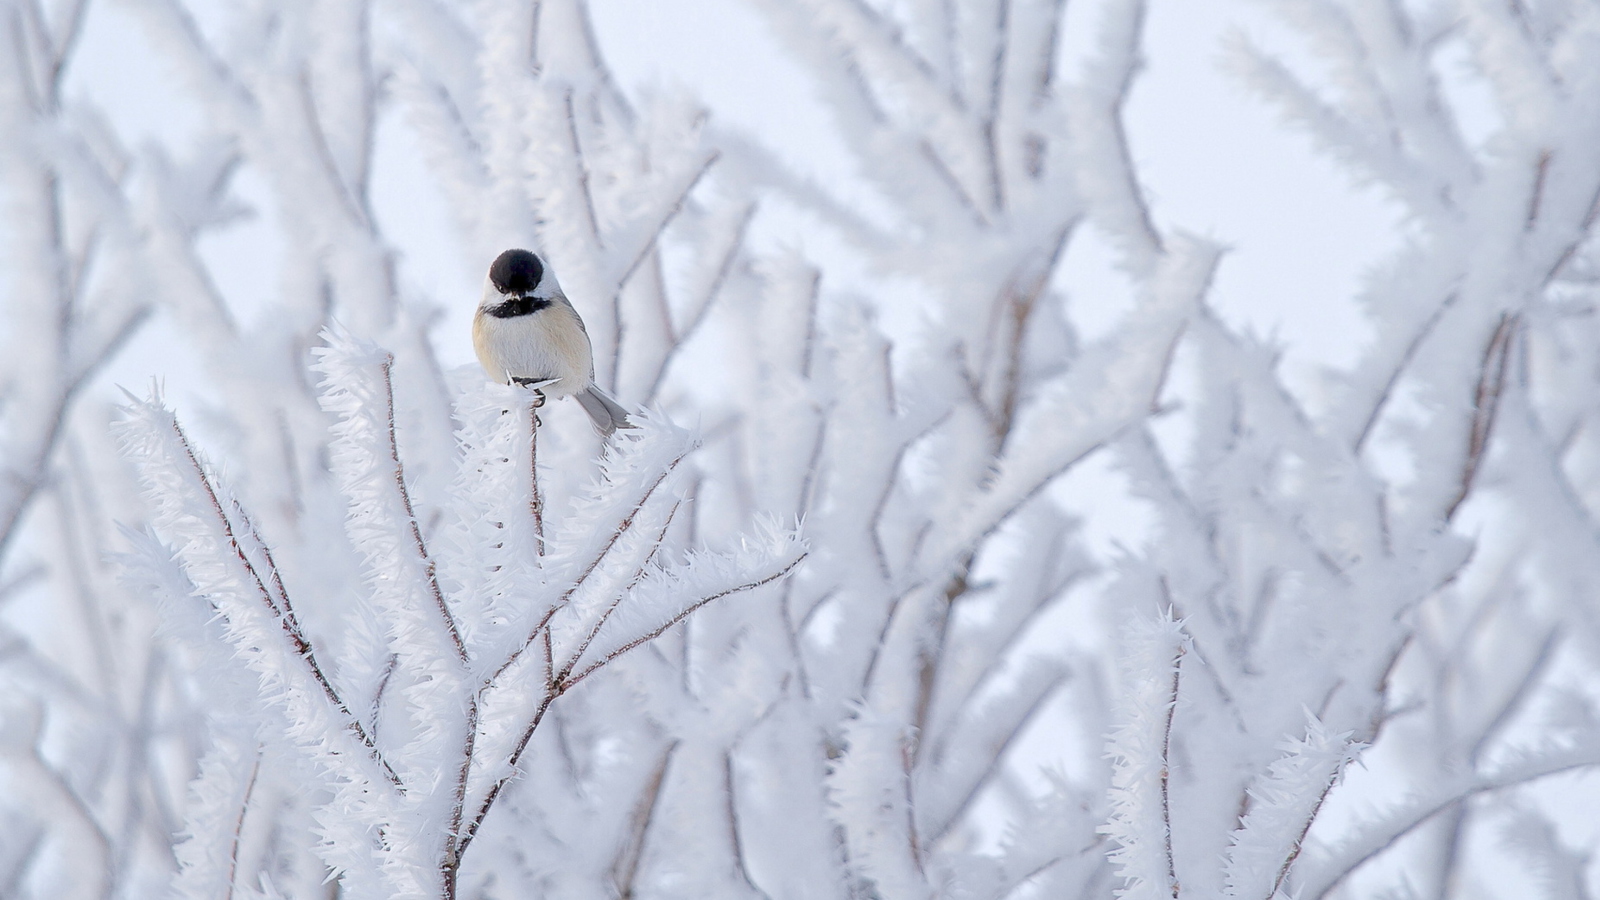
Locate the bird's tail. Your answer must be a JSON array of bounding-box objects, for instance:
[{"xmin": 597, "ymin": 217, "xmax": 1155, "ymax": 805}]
[{"xmin": 575, "ymin": 385, "xmax": 633, "ymax": 436}]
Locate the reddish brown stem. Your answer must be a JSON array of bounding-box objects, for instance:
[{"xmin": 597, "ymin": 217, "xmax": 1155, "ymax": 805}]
[
  {"xmin": 1162, "ymin": 643, "xmax": 1185, "ymax": 898},
  {"xmin": 169, "ymin": 416, "xmax": 401, "ymax": 788},
  {"xmin": 381, "ymin": 357, "xmax": 467, "ymax": 663},
  {"xmin": 529, "ymin": 402, "xmax": 544, "ymax": 555},
  {"xmin": 1444, "ymin": 313, "xmax": 1517, "ymax": 522},
  {"xmin": 490, "ymin": 450, "xmax": 689, "ymax": 683}
]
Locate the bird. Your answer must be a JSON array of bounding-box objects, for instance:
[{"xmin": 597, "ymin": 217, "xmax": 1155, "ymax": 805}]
[{"xmin": 472, "ymin": 248, "xmax": 632, "ymax": 435}]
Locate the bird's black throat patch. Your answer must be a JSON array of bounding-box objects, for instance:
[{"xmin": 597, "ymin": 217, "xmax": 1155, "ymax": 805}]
[{"xmin": 484, "ymin": 296, "xmax": 552, "ymax": 318}]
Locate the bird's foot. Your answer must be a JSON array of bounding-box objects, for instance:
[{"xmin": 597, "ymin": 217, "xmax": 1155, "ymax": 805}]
[{"xmin": 509, "ymin": 376, "xmax": 548, "ymax": 408}]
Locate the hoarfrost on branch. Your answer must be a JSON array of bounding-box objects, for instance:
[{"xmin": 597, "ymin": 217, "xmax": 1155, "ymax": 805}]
[{"xmin": 3, "ymin": 0, "xmax": 1600, "ymax": 898}]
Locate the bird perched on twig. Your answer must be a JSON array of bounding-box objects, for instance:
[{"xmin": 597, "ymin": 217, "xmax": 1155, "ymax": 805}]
[{"xmin": 473, "ymin": 248, "xmax": 632, "ymax": 435}]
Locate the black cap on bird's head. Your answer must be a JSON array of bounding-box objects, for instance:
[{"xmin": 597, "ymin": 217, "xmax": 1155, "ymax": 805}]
[{"xmin": 489, "ymin": 249, "xmax": 544, "ymax": 296}]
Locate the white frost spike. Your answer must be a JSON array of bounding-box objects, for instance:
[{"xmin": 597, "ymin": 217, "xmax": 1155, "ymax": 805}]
[
  {"xmin": 311, "ymin": 323, "xmax": 467, "ymax": 668},
  {"xmin": 440, "ymin": 378, "xmax": 546, "ymax": 653},
  {"xmin": 115, "ymin": 395, "xmax": 398, "ymax": 896},
  {"xmin": 546, "ymin": 409, "xmax": 698, "ymax": 582},
  {"xmin": 119, "ymin": 527, "xmax": 270, "ymax": 900},
  {"xmin": 564, "ymin": 516, "xmax": 806, "ymax": 679},
  {"xmin": 169, "ymin": 737, "xmax": 260, "ymax": 900},
  {"xmin": 311, "ymin": 325, "xmax": 462, "ymax": 662},
  {"xmin": 529, "ymin": 410, "xmax": 698, "ymax": 657},
  {"xmin": 311, "ymin": 326, "xmax": 468, "ymax": 897},
  {"xmin": 1101, "ymin": 607, "xmax": 1190, "ymax": 899},
  {"xmin": 1223, "ymin": 711, "xmax": 1361, "ymax": 900}
]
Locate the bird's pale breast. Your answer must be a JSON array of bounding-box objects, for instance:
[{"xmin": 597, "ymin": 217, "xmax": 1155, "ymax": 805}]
[{"xmin": 472, "ymin": 302, "xmax": 593, "ymax": 398}]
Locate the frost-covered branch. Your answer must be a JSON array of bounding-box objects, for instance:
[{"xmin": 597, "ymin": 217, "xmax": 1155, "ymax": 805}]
[
  {"xmin": 120, "ymin": 333, "xmax": 800, "ymax": 899},
  {"xmin": 1297, "ymin": 735, "xmax": 1600, "ymax": 899},
  {"xmin": 1102, "ymin": 610, "xmax": 1187, "ymax": 900},
  {"xmin": 10, "ymin": 0, "xmax": 1600, "ymax": 895},
  {"xmin": 117, "ymin": 395, "xmax": 403, "ymax": 792}
]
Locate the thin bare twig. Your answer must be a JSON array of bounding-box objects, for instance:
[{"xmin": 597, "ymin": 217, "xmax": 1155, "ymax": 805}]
[
  {"xmin": 222, "ymin": 749, "xmax": 262, "ymax": 900},
  {"xmin": 490, "ymin": 450, "xmax": 689, "ymax": 682},
  {"xmin": 555, "ymin": 498, "xmax": 682, "ymax": 683},
  {"xmin": 859, "ymin": 580, "xmax": 933, "ymax": 696},
  {"xmin": 1469, "ymin": 628, "xmax": 1561, "ymax": 766},
  {"xmin": 610, "ymin": 742, "xmax": 677, "ymax": 896},
  {"xmin": 910, "ymin": 560, "xmax": 968, "ymax": 768},
  {"xmin": 1305, "ymin": 744, "xmax": 1600, "ymax": 899},
  {"xmin": 988, "ymin": 225, "xmax": 1074, "ymax": 454},
  {"xmin": 725, "ymin": 750, "xmax": 773, "ymax": 898},
  {"xmin": 1526, "ymin": 149, "xmax": 1553, "ymax": 230},
  {"xmin": 441, "ymin": 697, "xmax": 479, "ymax": 900},
  {"xmin": 542, "ymin": 626, "xmax": 554, "ymax": 691},
  {"xmin": 562, "ymin": 555, "xmax": 806, "ymax": 690},
  {"xmin": 459, "ymin": 458, "xmax": 730, "ymax": 870},
  {"xmin": 529, "ymin": 400, "xmax": 544, "ymax": 555},
  {"xmin": 644, "ymin": 200, "xmax": 756, "ymax": 401},
  {"xmin": 611, "ymin": 150, "xmax": 721, "ymax": 293},
  {"xmin": 369, "ymin": 652, "xmax": 398, "ymax": 739},
  {"xmin": 927, "ymin": 667, "xmax": 1068, "ymax": 843},
  {"xmin": 920, "ymin": 138, "xmax": 990, "ymax": 228},
  {"xmin": 1161, "ymin": 642, "xmax": 1184, "ymax": 899},
  {"xmin": 1270, "ymin": 750, "xmax": 1349, "ymax": 898},
  {"xmin": 0, "ymin": 304, "xmax": 150, "ymax": 565},
  {"xmin": 380, "ymin": 357, "xmax": 467, "ymax": 663},
  {"xmin": 47, "ymin": 0, "xmax": 90, "ymax": 89},
  {"xmin": 456, "ymin": 689, "xmax": 556, "ymax": 860},
  {"xmin": 297, "ymin": 69, "xmax": 369, "ymax": 229},
  {"xmin": 1444, "ymin": 313, "xmax": 1517, "ymax": 521},
  {"xmin": 565, "ymin": 87, "xmax": 603, "ymax": 245},
  {"xmin": 1353, "ymin": 292, "xmax": 1454, "ymax": 453},
  {"xmin": 983, "ymin": 0, "xmax": 1011, "ymax": 215},
  {"xmin": 166, "ymin": 416, "xmax": 401, "ymax": 788}
]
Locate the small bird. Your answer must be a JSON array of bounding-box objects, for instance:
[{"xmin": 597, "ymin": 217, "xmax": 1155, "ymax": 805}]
[{"xmin": 473, "ymin": 248, "xmax": 631, "ymax": 435}]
